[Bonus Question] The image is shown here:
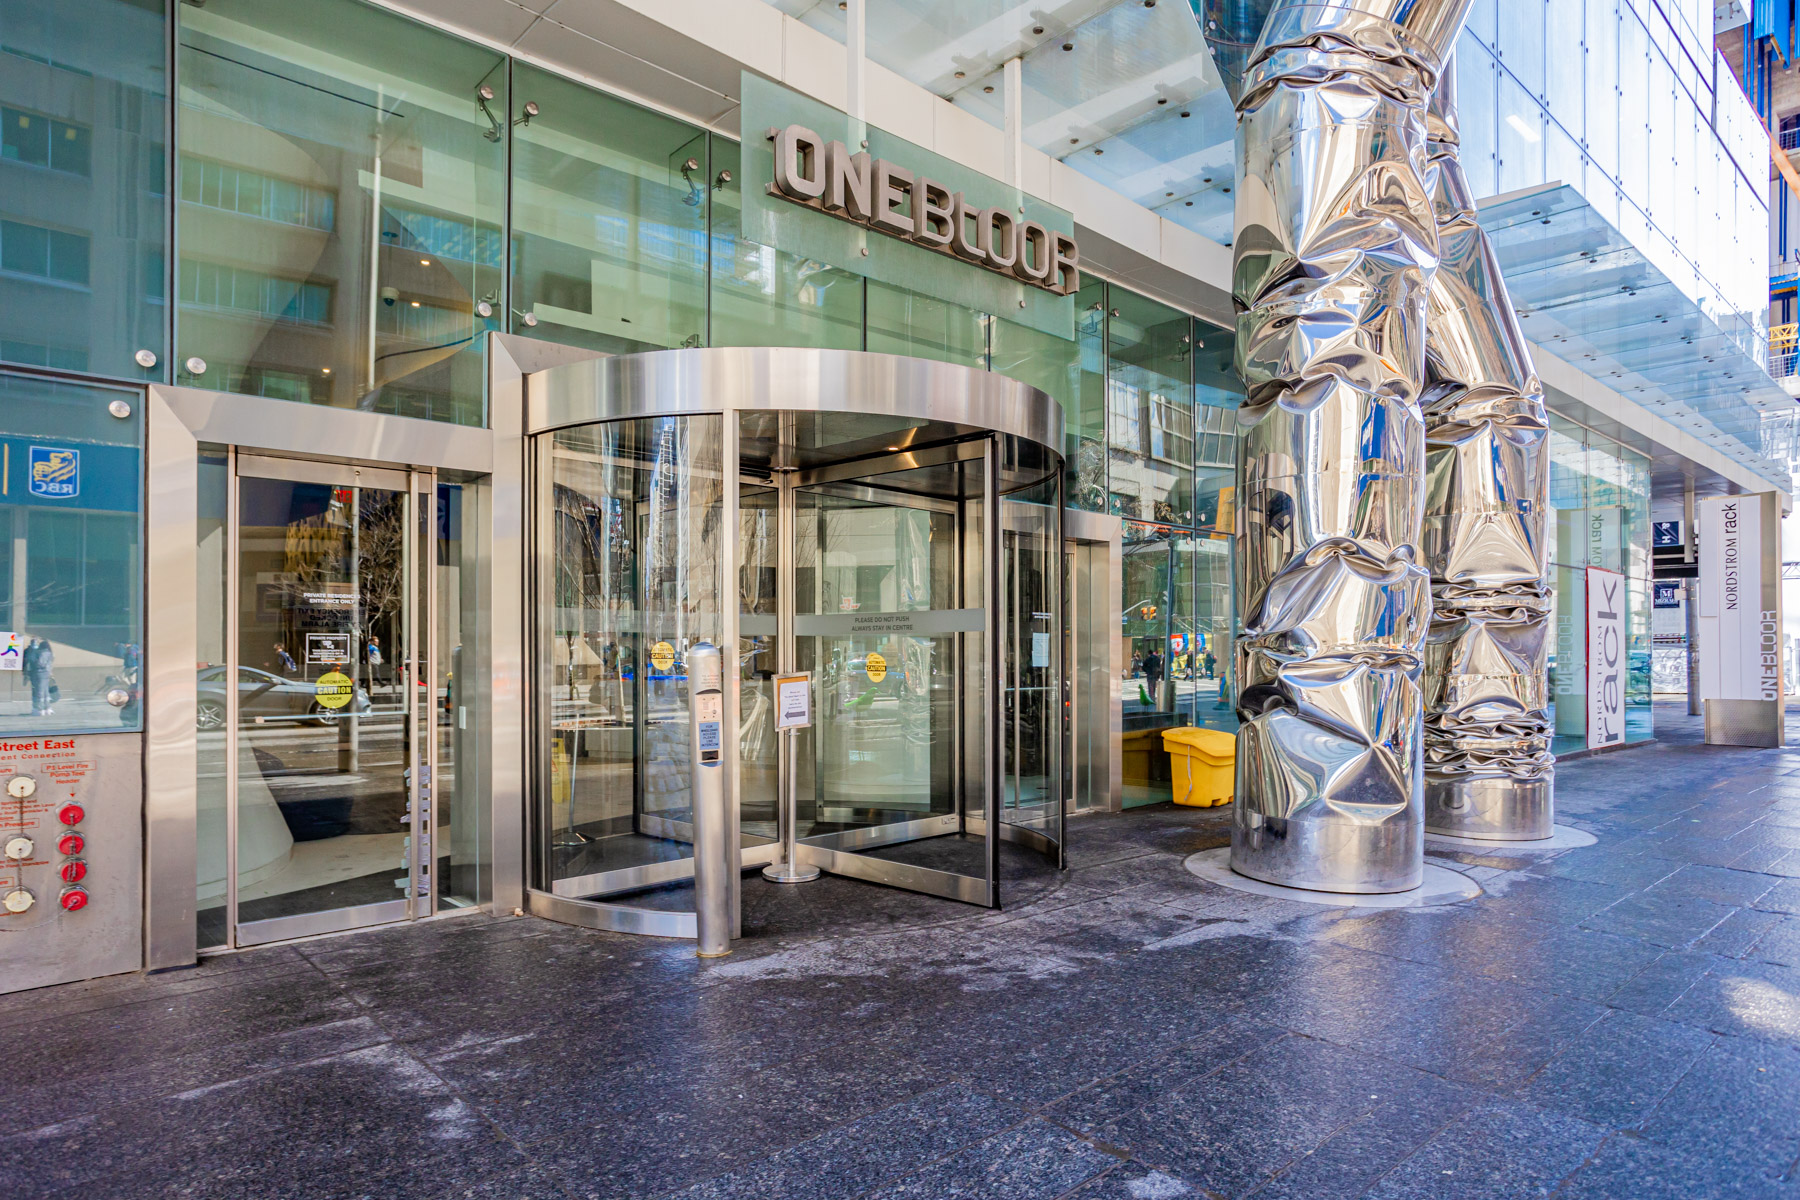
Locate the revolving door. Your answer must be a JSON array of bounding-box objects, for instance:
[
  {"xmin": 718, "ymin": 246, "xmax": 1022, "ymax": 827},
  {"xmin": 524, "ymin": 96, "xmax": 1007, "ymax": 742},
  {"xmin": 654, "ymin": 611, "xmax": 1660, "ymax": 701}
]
[{"xmin": 525, "ymin": 349, "xmax": 1065, "ymax": 936}]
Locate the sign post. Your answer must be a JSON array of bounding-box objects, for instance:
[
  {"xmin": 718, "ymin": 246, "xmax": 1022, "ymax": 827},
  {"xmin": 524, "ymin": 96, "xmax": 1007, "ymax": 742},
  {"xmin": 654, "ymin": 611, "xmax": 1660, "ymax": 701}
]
[
  {"xmin": 763, "ymin": 672, "xmax": 819, "ymax": 884},
  {"xmin": 688, "ymin": 642, "xmax": 733, "ymax": 956}
]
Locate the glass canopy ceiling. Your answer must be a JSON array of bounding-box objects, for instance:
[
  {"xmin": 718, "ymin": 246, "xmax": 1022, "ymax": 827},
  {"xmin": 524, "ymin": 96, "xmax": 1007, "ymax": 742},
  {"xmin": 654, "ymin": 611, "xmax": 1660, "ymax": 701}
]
[
  {"xmin": 758, "ymin": 2, "xmax": 1789, "ymax": 488},
  {"xmin": 762, "ymin": 0, "xmax": 1240, "ymax": 243},
  {"xmin": 1480, "ymin": 184, "xmax": 1790, "ymax": 487}
]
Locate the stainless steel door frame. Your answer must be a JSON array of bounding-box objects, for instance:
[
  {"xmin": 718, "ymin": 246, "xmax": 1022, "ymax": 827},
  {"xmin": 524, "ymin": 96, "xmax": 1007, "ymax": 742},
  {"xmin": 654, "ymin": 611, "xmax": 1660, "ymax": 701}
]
[
  {"xmin": 1063, "ymin": 509, "xmax": 1123, "ymax": 814},
  {"xmin": 227, "ymin": 455, "xmax": 437, "ymax": 949},
  {"xmin": 145, "ymin": 380, "xmax": 501, "ymax": 965}
]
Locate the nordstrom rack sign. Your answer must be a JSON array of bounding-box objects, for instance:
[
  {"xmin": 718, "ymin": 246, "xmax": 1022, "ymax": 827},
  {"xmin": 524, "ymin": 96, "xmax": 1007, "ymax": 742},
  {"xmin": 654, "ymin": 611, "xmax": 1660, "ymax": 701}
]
[{"xmin": 767, "ymin": 124, "xmax": 1081, "ymax": 296}]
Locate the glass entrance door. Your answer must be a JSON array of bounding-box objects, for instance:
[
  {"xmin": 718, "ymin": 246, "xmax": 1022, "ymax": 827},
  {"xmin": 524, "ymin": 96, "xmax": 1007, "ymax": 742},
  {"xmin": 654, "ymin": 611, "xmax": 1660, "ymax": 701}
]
[
  {"xmin": 228, "ymin": 458, "xmax": 434, "ymax": 944},
  {"xmin": 787, "ymin": 484, "xmax": 988, "ymax": 901}
]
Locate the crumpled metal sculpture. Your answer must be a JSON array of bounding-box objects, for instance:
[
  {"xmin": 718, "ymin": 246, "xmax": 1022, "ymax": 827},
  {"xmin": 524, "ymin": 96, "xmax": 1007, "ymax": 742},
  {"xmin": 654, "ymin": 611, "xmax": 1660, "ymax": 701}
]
[
  {"xmin": 1419, "ymin": 57, "xmax": 1555, "ymax": 839},
  {"xmin": 1230, "ymin": 0, "xmax": 1471, "ymax": 893}
]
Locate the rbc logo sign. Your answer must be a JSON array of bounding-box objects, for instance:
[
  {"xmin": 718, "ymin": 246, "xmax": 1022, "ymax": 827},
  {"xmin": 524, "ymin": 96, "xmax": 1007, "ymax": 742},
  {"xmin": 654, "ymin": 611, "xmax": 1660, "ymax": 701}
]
[{"xmin": 28, "ymin": 447, "xmax": 79, "ymax": 500}]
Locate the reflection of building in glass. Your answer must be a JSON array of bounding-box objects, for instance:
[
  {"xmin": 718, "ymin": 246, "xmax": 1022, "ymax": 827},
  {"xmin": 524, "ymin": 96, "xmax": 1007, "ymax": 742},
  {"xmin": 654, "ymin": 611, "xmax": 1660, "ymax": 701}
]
[{"xmin": 0, "ymin": 4, "xmax": 167, "ymax": 379}]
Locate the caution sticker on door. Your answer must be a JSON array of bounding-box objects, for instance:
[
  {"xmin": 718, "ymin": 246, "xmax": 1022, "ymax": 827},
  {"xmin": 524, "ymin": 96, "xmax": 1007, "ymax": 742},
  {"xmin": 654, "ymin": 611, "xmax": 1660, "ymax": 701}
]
[
  {"xmin": 650, "ymin": 641, "xmax": 676, "ymax": 673},
  {"xmin": 314, "ymin": 670, "xmax": 355, "ymax": 709},
  {"xmin": 864, "ymin": 652, "xmax": 886, "ymax": 683}
]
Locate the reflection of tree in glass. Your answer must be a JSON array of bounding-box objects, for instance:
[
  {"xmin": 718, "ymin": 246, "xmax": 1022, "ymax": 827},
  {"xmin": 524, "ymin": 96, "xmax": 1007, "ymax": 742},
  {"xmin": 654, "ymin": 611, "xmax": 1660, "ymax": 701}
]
[{"xmin": 276, "ymin": 489, "xmax": 407, "ymax": 673}]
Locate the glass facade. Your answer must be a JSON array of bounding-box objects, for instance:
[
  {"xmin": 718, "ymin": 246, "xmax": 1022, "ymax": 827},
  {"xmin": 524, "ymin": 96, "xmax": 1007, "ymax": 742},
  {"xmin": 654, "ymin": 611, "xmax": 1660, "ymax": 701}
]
[
  {"xmin": 174, "ymin": 0, "xmax": 504, "ymax": 423},
  {"xmin": 1455, "ymin": 0, "xmax": 1767, "ymax": 359},
  {"xmin": 0, "ymin": 372, "xmax": 143, "ymax": 734},
  {"xmin": 0, "ymin": 0, "xmax": 168, "ymax": 382},
  {"xmin": 0, "ymin": 0, "xmax": 1676, "ymax": 828},
  {"xmin": 1547, "ymin": 413, "xmax": 1655, "ymax": 753}
]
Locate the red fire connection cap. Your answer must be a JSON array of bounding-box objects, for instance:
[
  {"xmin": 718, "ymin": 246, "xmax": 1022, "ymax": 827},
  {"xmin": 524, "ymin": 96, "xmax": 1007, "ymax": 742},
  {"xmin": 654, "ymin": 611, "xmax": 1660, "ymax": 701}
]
[
  {"xmin": 57, "ymin": 832, "xmax": 83, "ymax": 856},
  {"xmin": 59, "ymin": 859, "xmax": 86, "ymax": 884},
  {"xmin": 59, "ymin": 887, "xmax": 88, "ymax": 911},
  {"xmin": 58, "ymin": 803, "xmax": 85, "ymax": 826}
]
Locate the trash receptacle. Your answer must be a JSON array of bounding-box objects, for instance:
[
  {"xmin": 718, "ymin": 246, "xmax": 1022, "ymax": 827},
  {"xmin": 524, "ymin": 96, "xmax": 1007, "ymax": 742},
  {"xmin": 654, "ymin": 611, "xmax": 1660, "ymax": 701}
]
[{"xmin": 1162, "ymin": 726, "xmax": 1235, "ymax": 807}]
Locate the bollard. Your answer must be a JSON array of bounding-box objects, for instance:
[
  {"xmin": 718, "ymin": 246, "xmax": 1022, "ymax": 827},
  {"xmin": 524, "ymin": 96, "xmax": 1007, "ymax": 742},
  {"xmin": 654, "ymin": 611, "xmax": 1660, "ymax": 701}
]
[{"xmin": 689, "ymin": 641, "xmax": 732, "ymax": 957}]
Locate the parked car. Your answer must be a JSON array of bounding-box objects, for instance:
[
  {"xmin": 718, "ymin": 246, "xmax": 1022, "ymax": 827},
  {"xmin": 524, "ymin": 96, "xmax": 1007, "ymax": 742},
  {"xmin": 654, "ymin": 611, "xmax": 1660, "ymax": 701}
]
[{"xmin": 196, "ymin": 666, "xmax": 374, "ymax": 729}]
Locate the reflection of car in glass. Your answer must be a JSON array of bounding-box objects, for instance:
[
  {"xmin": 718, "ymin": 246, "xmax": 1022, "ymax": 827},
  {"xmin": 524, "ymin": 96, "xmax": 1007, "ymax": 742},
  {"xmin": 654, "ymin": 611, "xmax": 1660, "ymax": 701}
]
[{"xmin": 196, "ymin": 666, "xmax": 373, "ymax": 729}]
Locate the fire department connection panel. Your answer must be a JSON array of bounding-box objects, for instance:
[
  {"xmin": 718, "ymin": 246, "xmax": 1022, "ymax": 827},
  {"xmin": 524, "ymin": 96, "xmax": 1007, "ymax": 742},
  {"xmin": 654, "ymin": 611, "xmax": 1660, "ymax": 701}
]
[{"xmin": 1, "ymin": 733, "xmax": 142, "ymax": 993}]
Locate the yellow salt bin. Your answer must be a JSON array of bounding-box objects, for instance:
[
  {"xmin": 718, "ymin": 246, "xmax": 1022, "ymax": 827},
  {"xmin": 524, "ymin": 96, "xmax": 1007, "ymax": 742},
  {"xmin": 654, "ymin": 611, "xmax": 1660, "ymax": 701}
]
[{"xmin": 1162, "ymin": 726, "xmax": 1235, "ymax": 807}]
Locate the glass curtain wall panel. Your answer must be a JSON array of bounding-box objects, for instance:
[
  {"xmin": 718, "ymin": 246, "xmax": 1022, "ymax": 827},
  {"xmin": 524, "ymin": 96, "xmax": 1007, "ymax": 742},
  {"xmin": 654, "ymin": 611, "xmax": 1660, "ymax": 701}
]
[
  {"xmin": 176, "ymin": 0, "xmax": 504, "ymax": 425},
  {"xmin": 1544, "ymin": 412, "xmax": 1653, "ymax": 752},
  {"xmin": 436, "ymin": 474, "xmax": 488, "ymax": 908},
  {"xmin": 0, "ymin": 0, "xmax": 168, "ymax": 381},
  {"xmin": 510, "ymin": 65, "xmax": 707, "ymax": 355},
  {"xmin": 1120, "ymin": 520, "xmax": 1192, "ymax": 806},
  {"xmin": 196, "ymin": 444, "xmax": 227, "ymax": 947},
  {"xmin": 0, "ymin": 372, "xmax": 142, "ymax": 732},
  {"xmin": 990, "ymin": 315, "xmax": 1081, "ymax": 474},
  {"xmin": 1105, "ymin": 290, "xmax": 1195, "ymax": 527},
  {"xmin": 708, "ymin": 138, "xmax": 863, "ymax": 351},
  {"xmin": 865, "ymin": 282, "xmax": 988, "ymax": 368},
  {"xmin": 1192, "ymin": 316, "xmax": 1240, "ymax": 734},
  {"xmin": 1066, "ymin": 281, "xmax": 1108, "ymax": 512}
]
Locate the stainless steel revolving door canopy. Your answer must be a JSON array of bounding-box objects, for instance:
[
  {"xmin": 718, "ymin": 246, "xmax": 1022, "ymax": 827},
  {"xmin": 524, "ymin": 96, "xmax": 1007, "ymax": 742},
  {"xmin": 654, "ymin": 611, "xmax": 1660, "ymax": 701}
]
[{"xmin": 523, "ymin": 348, "xmax": 1066, "ymax": 937}]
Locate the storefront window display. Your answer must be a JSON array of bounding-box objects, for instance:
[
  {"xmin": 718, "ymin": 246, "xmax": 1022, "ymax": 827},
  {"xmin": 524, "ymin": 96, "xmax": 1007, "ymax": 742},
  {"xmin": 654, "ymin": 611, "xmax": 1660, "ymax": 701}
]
[{"xmin": 1547, "ymin": 412, "xmax": 1653, "ymax": 754}]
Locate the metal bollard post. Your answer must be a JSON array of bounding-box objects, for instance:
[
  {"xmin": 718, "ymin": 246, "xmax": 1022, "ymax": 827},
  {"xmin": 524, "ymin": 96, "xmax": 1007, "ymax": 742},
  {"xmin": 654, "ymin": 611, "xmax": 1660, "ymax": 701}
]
[{"xmin": 689, "ymin": 641, "xmax": 732, "ymax": 957}]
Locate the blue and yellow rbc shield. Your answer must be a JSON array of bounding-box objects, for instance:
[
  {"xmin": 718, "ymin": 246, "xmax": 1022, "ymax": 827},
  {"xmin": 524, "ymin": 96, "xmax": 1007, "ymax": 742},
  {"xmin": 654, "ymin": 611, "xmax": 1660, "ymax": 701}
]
[{"xmin": 28, "ymin": 446, "xmax": 79, "ymax": 500}]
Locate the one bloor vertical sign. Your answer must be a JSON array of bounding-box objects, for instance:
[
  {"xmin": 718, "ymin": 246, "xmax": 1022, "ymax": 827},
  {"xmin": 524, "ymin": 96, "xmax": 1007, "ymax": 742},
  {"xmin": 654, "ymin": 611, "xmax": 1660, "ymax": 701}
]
[{"xmin": 1586, "ymin": 566, "xmax": 1627, "ymax": 750}]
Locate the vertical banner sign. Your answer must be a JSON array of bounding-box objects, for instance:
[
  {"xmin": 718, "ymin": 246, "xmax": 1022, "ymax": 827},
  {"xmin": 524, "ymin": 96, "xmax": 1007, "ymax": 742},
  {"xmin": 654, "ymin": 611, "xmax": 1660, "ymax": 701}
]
[
  {"xmin": 1586, "ymin": 567, "xmax": 1627, "ymax": 750},
  {"xmin": 1698, "ymin": 495, "xmax": 1778, "ymax": 701}
]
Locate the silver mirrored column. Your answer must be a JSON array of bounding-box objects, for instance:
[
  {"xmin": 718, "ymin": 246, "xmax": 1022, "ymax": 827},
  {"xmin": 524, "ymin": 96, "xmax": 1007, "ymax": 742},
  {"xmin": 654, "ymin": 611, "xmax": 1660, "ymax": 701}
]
[
  {"xmin": 1229, "ymin": 0, "xmax": 1471, "ymax": 893},
  {"xmin": 1419, "ymin": 57, "xmax": 1555, "ymax": 840}
]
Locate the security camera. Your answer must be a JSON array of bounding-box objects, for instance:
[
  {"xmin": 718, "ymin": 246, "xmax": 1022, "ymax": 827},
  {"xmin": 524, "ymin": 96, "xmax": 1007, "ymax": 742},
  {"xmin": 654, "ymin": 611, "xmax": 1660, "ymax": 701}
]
[{"xmin": 380, "ymin": 286, "xmax": 398, "ymax": 307}]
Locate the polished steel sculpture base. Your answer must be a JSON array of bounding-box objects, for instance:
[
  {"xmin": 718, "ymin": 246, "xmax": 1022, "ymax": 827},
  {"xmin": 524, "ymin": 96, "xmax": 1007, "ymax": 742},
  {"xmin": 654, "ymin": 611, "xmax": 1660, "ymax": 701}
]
[
  {"xmin": 1195, "ymin": 848, "xmax": 1479, "ymax": 908},
  {"xmin": 1231, "ymin": 811, "xmax": 1423, "ymax": 895},
  {"xmin": 1424, "ymin": 776, "xmax": 1552, "ymax": 841},
  {"xmin": 1425, "ymin": 823, "xmax": 1597, "ymax": 852}
]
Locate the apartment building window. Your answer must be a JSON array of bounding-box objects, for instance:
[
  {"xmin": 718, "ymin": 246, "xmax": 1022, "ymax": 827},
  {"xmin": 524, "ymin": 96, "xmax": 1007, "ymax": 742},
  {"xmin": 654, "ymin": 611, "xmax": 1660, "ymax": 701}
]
[
  {"xmin": 1, "ymin": 107, "xmax": 92, "ymax": 175},
  {"xmin": 0, "ymin": 219, "xmax": 89, "ymax": 285},
  {"xmin": 179, "ymin": 260, "xmax": 332, "ymax": 326},
  {"xmin": 180, "ymin": 157, "xmax": 336, "ymax": 231}
]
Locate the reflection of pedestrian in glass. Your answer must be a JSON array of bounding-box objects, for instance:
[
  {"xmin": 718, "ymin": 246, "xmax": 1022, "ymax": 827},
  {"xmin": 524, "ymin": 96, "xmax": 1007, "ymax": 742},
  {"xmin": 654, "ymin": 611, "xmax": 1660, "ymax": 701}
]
[
  {"xmin": 1143, "ymin": 647, "xmax": 1165, "ymax": 705},
  {"xmin": 367, "ymin": 635, "xmax": 385, "ymax": 688},
  {"xmin": 22, "ymin": 637, "xmax": 54, "ymax": 716},
  {"xmin": 1203, "ymin": 650, "xmax": 1217, "ymax": 679},
  {"xmin": 274, "ymin": 643, "xmax": 298, "ymax": 675}
]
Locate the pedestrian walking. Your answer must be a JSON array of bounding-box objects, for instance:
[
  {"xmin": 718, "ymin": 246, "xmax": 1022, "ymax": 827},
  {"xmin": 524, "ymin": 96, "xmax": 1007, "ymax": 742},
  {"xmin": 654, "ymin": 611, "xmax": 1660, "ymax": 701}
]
[{"xmin": 22, "ymin": 637, "xmax": 55, "ymax": 717}]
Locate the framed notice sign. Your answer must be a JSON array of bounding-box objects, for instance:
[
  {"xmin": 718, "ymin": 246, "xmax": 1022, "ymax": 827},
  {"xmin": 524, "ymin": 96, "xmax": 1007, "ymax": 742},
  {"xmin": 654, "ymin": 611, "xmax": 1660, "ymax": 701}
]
[
  {"xmin": 776, "ymin": 673, "xmax": 812, "ymax": 730},
  {"xmin": 1586, "ymin": 566, "xmax": 1627, "ymax": 750}
]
